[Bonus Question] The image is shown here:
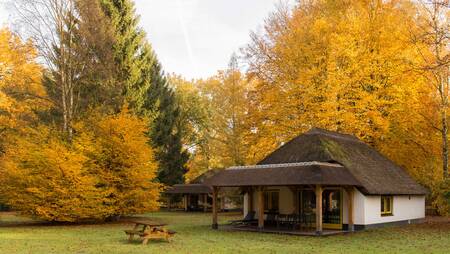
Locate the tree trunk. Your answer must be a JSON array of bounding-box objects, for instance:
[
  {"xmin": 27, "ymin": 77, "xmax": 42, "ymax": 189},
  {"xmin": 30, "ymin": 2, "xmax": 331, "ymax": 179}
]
[{"xmin": 442, "ymin": 105, "xmax": 448, "ymax": 179}]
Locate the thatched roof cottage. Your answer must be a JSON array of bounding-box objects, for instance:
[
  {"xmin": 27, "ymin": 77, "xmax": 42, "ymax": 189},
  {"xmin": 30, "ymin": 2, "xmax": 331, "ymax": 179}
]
[{"xmin": 205, "ymin": 128, "xmax": 427, "ymax": 235}]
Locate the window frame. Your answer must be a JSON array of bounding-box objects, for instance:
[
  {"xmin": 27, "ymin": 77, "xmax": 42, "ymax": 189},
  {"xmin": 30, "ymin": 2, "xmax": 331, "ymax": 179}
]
[
  {"xmin": 264, "ymin": 190, "xmax": 279, "ymax": 213},
  {"xmin": 380, "ymin": 195, "xmax": 393, "ymax": 216}
]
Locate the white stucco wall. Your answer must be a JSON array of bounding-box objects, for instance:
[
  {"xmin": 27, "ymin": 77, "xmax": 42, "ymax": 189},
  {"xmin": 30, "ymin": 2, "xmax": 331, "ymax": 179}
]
[
  {"xmin": 363, "ymin": 195, "xmax": 425, "ymax": 225},
  {"xmin": 352, "ymin": 188, "xmax": 366, "ymax": 225}
]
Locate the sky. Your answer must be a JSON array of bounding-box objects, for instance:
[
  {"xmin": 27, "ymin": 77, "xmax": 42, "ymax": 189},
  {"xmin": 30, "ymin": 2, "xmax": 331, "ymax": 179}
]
[{"xmin": 0, "ymin": 0, "xmax": 295, "ymax": 79}]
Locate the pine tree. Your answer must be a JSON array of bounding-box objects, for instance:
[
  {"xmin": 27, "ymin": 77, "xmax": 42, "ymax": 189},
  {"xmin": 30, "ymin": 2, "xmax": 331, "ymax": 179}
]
[
  {"xmin": 100, "ymin": 0, "xmax": 188, "ymax": 185},
  {"xmin": 146, "ymin": 61, "xmax": 189, "ymax": 185},
  {"xmin": 100, "ymin": 0, "xmax": 155, "ymax": 113}
]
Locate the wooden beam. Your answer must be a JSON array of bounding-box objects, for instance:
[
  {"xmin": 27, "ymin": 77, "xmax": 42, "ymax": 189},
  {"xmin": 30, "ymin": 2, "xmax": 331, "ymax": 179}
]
[
  {"xmin": 258, "ymin": 187, "xmax": 265, "ymax": 229},
  {"xmin": 183, "ymin": 195, "xmax": 188, "ymax": 211},
  {"xmin": 212, "ymin": 187, "xmax": 219, "ymax": 229},
  {"xmin": 346, "ymin": 187, "xmax": 354, "ymax": 232},
  {"xmin": 315, "ymin": 185, "xmax": 323, "ymax": 235}
]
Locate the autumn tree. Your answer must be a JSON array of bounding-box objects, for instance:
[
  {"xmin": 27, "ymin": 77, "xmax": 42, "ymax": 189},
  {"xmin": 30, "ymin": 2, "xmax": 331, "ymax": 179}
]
[
  {"xmin": 243, "ymin": 0, "xmax": 449, "ymax": 213},
  {"xmin": 243, "ymin": 0, "xmax": 428, "ymax": 162},
  {"xmin": 0, "ymin": 109, "xmax": 160, "ymax": 221},
  {"xmin": 412, "ymin": 0, "xmax": 449, "ymax": 179},
  {"xmin": 13, "ymin": 0, "xmax": 81, "ymax": 137},
  {"xmin": 195, "ymin": 54, "xmax": 252, "ymax": 170},
  {"xmin": 170, "ymin": 75, "xmax": 211, "ymax": 181},
  {"xmin": 0, "ymin": 28, "xmax": 49, "ymax": 152},
  {"xmin": 0, "ymin": 126, "xmax": 111, "ymax": 222},
  {"xmin": 76, "ymin": 109, "xmax": 161, "ymax": 216},
  {"xmin": 70, "ymin": 0, "xmax": 121, "ymax": 113}
]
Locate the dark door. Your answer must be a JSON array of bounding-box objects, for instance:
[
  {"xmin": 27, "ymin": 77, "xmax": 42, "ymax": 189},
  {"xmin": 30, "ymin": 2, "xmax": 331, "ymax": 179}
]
[{"xmin": 322, "ymin": 189, "xmax": 342, "ymax": 229}]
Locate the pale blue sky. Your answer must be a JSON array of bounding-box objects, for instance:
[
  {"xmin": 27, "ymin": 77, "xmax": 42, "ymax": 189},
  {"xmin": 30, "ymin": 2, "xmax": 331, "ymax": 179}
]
[{"xmin": 0, "ymin": 0, "xmax": 294, "ymax": 79}]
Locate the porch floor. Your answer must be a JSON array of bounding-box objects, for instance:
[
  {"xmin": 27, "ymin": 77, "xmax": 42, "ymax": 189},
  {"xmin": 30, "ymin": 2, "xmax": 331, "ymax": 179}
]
[{"xmin": 221, "ymin": 224, "xmax": 348, "ymax": 236}]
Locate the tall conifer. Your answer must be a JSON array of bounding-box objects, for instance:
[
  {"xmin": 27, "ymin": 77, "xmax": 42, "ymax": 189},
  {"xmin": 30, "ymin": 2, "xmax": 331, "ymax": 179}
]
[{"xmin": 99, "ymin": 0, "xmax": 188, "ymax": 185}]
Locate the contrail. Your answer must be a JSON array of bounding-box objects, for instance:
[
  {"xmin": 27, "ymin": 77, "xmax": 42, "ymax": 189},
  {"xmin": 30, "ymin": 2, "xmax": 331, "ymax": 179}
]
[{"xmin": 176, "ymin": 0, "xmax": 198, "ymax": 76}]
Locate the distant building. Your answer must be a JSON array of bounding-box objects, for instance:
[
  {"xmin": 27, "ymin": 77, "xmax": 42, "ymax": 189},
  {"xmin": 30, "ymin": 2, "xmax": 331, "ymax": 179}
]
[{"xmin": 165, "ymin": 170, "xmax": 241, "ymax": 212}]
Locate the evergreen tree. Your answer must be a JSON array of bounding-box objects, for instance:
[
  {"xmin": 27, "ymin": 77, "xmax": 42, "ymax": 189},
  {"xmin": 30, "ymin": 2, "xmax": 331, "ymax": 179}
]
[
  {"xmin": 100, "ymin": 0, "xmax": 155, "ymax": 113},
  {"xmin": 146, "ymin": 61, "xmax": 189, "ymax": 185},
  {"xmin": 100, "ymin": 0, "xmax": 188, "ymax": 185}
]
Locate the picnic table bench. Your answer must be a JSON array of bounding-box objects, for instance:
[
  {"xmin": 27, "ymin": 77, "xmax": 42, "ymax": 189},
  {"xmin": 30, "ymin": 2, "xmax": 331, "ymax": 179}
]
[{"xmin": 124, "ymin": 220, "xmax": 176, "ymax": 245}]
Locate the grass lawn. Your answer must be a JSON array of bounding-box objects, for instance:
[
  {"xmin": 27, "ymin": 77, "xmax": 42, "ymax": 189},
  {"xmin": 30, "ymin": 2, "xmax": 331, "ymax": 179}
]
[{"xmin": 0, "ymin": 212, "xmax": 449, "ymax": 254}]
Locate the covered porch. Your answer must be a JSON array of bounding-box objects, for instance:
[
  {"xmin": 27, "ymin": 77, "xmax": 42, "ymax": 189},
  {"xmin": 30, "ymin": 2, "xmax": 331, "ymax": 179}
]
[
  {"xmin": 165, "ymin": 184, "xmax": 213, "ymax": 212},
  {"xmin": 221, "ymin": 224, "xmax": 347, "ymax": 236},
  {"xmin": 205, "ymin": 162, "xmax": 361, "ymax": 235}
]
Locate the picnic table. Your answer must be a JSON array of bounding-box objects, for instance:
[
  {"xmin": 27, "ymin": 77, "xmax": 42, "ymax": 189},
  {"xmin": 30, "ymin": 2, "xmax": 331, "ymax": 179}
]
[{"xmin": 124, "ymin": 220, "xmax": 176, "ymax": 245}]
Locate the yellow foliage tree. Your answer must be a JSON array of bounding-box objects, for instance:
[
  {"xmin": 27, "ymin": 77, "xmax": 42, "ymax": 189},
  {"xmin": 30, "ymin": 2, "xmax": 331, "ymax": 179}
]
[
  {"xmin": 0, "ymin": 127, "xmax": 111, "ymax": 221},
  {"xmin": 169, "ymin": 75, "xmax": 211, "ymax": 181},
  {"xmin": 244, "ymin": 0, "xmax": 430, "ymax": 163},
  {"xmin": 0, "ymin": 28, "xmax": 49, "ymax": 150},
  {"xmin": 0, "ymin": 109, "xmax": 160, "ymax": 221},
  {"xmin": 243, "ymin": 0, "xmax": 448, "ymax": 213},
  {"xmin": 76, "ymin": 108, "xmax": 161, "ymax": 216},
  {"xmin": 195, "ymin": 55, "xmax": 252, "ymax": 170}
]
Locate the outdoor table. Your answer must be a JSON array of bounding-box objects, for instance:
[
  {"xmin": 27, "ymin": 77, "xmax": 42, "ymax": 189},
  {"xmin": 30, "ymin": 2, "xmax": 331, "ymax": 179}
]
[{"xmin": 124, "ymin": 220, "xmax": 175, "ymax": 244}]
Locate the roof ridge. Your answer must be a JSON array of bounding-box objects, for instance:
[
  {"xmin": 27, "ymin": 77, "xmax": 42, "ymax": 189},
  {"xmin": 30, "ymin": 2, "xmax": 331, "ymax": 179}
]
[
  {"xmin": 307, "ymin": 127, "xmax": 361, "ymax": 143},
  {"xmin": 228, "ymin": 161, "xmax": 343, "ymax": 170}
]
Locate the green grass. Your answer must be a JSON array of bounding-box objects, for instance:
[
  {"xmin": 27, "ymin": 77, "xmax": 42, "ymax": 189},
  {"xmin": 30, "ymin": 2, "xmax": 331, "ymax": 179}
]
[{"xmin": 0, "ymin": 212, "xmax": 449, "ymax": 254}]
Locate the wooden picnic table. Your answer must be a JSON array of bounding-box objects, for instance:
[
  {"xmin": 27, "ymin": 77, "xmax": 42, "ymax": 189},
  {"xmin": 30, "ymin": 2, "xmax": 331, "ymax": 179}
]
[{"xmin": 124, "ymin": 220, "xmax": 175, "ymax": 245}]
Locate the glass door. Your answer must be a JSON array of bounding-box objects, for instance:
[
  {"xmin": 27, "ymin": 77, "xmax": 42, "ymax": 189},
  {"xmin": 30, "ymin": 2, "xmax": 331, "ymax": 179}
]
[
  {"xmin": 322, "ymin": 189, "xmax": 342, "ymax": 229},
  {"xmin": 298, "ymin": 189, "xmax": 316, "ymax": 228}
]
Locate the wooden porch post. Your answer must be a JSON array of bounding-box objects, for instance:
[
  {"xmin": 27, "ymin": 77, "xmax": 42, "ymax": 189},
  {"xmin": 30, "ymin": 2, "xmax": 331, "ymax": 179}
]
[
  {"xmin": 212, "ymin": 186, "xmax": 219, "ymax": 229},
  {"xmin": 315, "ymin": 185, "xmax": 323, "ymax": 235},
  {"xmin": 346, "ymin": 187, "xmax": 354, "ymax": 232},
  {"xmin": 183, "ymin": 194, "xmax": 188, "ymax": 211},
  {"xmin": 258, "ymin": 187, "xmax": 265, "ymax": 229}
]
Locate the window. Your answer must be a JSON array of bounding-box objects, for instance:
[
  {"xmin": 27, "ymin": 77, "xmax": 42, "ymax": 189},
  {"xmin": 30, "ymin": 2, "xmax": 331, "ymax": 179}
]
[
  {"xmin": 264, "ymin": 191, "xmax": 279, "ymax": 212},
  {"xmin": 381, "ymin": 196, "xmax": 393, "ymax": 216}
]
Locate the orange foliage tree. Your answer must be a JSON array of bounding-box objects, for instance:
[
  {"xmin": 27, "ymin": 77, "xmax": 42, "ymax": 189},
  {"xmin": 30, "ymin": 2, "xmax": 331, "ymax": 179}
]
[
  {"xmin": 0, "ymin": 28, "xmax": 49, "ymax": 151},
  {"xmin": 0, "ymin": 109, "xmax": 161, "ymax": 221},
  {"xmin": 243, "ymin": 0, "xmax": 448, "ymax": 213}
]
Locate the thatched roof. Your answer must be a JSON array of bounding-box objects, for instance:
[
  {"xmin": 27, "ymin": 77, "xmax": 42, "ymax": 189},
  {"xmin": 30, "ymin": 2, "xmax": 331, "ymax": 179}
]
[
  {"xmin": 190, "ymin": 169, "xmax": 222, "ymax": 184},
  {"xmin": 164, "ymin": 169, "xmax": 221, "ymax": 194},
  {"xmin": 165, "ymin": 184, "xmax": 212, "ymax": 194},
  {"xmin": 204, "ymin": 162, "xmax": 361, "ymax": 187},
  {"xmin": 256, "ymin": 128, "xmax": 427, "ymax": 195}
]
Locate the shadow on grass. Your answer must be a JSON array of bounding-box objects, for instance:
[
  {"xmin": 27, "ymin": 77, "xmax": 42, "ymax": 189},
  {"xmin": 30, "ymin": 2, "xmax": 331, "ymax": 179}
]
[{"xmin": 0, "ymin": 212, "xmax": 163, "ymax": 228}]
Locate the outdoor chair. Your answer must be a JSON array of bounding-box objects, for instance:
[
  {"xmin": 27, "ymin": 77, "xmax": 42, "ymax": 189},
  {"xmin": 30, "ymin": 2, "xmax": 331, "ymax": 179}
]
[
  {"xmin": 293, "ymin": 214, "xmax": 304, "ymax": 230},
  {"xmin": 276, "ymin": 214, "xmax": 292, "ymax": 229},
  {"xmin": 265, "ymin": 212, "xmax": 277, "ymax": 226},
  {"xmin": 275, "ymin": 214, "xmax": 283, "ymax": 229},
  {"xmin": 229, "ymin": 211, "xmax": 256, "ymax": 225}
]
